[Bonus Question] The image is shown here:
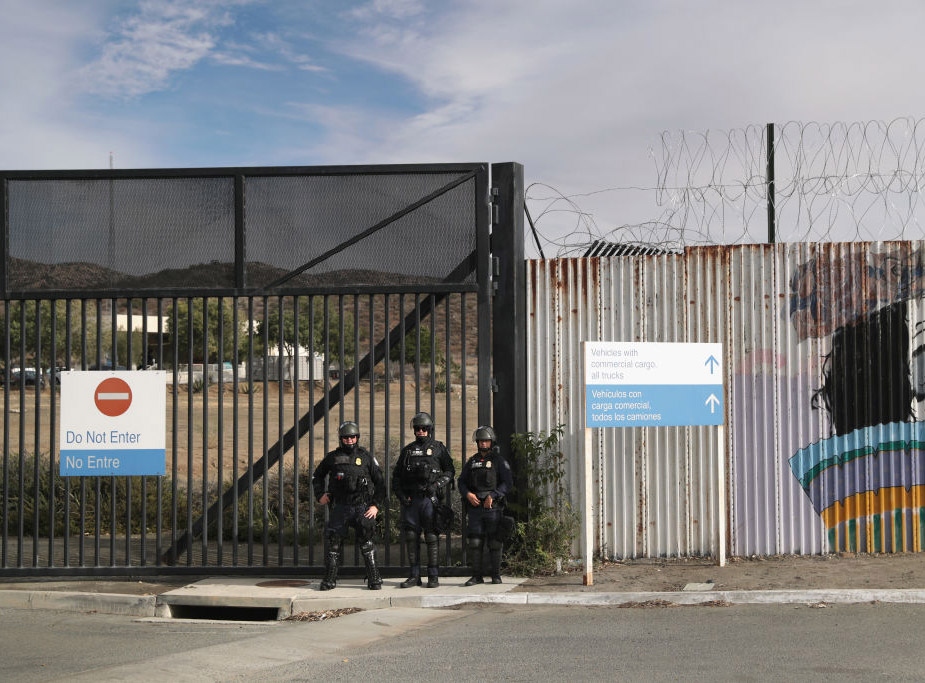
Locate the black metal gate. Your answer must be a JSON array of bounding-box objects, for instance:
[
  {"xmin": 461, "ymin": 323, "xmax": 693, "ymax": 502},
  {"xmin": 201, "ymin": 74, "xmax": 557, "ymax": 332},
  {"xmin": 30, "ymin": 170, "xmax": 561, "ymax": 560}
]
[{"xmin": 0, "ymin": 162, "xmax": 522, "ymax": 577}]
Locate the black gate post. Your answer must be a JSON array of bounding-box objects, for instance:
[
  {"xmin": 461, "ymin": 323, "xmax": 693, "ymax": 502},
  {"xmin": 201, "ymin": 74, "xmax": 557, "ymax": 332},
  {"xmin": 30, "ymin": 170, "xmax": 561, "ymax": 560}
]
[{"xmin": 489, "ymin": 163, "xmax": 527, "ymax": 450}]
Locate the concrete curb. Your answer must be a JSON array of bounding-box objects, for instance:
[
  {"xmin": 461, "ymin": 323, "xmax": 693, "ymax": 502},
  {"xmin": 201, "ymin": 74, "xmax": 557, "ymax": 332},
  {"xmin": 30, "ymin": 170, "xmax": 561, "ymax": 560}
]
[
  {"xmin": 0, "ymin": 589, "xmax": 157, "ymax": 616},
  {"xmin": 415, "ymin": 588, "xmax": 925, "ymax": 607},
  {"xmin": 5, "ymin": 588, "xmax": 925, "ymax": 617}
]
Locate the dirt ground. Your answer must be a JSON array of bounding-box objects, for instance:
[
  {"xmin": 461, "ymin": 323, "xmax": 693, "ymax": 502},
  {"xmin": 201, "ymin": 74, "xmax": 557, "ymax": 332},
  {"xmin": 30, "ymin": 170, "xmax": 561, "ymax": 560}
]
[{"xmin": 517, "ymin": 553, "xmax": 925, "ymax": 592}]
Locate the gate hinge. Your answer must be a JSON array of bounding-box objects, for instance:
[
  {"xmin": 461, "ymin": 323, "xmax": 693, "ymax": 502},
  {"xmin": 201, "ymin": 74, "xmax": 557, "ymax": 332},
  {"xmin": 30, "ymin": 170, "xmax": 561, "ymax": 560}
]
[
  {"xmin": 490, "ymin": 377, "xmax": 499, "ymax": 393},
  {"xmin": 491, "ymin": 256, "xmax": 500, "ymax": 295},
  {"xmin": 489, "ymin": 187, "xmax": 499, "ymax": 225}
]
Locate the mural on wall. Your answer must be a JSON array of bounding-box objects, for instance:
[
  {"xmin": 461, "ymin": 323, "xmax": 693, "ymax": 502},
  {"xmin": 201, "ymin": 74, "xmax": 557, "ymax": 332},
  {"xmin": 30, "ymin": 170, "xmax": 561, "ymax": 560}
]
[{"xmin": 787, "ymin": 246, "xmax": 925, "ymax": 552}]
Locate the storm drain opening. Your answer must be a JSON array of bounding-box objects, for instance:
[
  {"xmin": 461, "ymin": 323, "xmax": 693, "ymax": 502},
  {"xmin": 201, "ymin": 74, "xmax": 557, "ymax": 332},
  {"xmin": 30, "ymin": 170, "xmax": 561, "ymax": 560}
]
[{"xmin": 167, "ymin": 604, "xmax": 283, "ymax": 621}]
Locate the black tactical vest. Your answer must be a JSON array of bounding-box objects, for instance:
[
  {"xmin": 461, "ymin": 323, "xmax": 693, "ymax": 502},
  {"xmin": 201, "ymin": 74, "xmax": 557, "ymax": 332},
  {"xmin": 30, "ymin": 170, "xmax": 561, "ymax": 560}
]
[
  {"xmin": 328, "ymin": 448, "xmax": 371, "ymax": 502},
  {"xmin": 467, "ymin": 454, "xmax": 499, "ymax": 496},
  {"xmin": 403, "ymin": 442, "xmax": 441, "ymax": 487}
]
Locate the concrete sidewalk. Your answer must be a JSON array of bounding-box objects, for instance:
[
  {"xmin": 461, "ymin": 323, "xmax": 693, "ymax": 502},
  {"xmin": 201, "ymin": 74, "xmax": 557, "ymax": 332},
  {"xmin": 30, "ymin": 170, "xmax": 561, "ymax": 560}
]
[{"xmin": 2, "ymin": 570, "xmax": 925, "ymax": 618}]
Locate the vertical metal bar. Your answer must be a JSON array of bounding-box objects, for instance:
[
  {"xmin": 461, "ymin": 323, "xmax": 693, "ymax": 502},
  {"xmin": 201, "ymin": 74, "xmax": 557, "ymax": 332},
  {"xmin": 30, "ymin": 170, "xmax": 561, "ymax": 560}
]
[
  {"xmin": 476, "ymin": 166, "xmax": 491, "ymax": 425},
  {"xmin": 307, "ymin": 296, "xmax": 315, "ymax": 565},
  {"xmin": 367, "ymin": 295, "xmax": 374, "ymax": 566},
  {"xmin": 767, "ymin": 122, "xmax": 776, "ymax": 245},
  {"xmin": 79, "ymin": 299, "xmax": 88, "ymax": 566},
  {"xmin": 170, "ymin": 299, "xmax": 179, "ymax": 565},
  {"xmin": 338, "ymin": 295, "xmax": 345, "ymax": 426},
  {"xmin": 352, "ymin": 296, "xmax": 359, "ymax": 567},
  {"xmin": 217, "ymin": 297, "xmax": 225, "ymax": 566},
  {"xmin": 232, "ymin": 298, "xmax": 240, "ymax": 566},
  {"xmin": 414, "ymin": 294, "xmax": 421, "ymax": 412},
  {"xmin": 109, "ymin": 297, "xmax": 116, "ymax": 566},
  {"xmin": 262, "ymin": 296, "xmax": 269, "ymax": 565},
  {"xmin": 354, "ymin": 295, "xmax": 360, "ymax": 422},
  {"xmin": 247, "ymin": 297, "xmax": 254, "ymax": 565},
  {"xmin": 32, "ymin": 300, "xmax": 41, "ymax": 567},
  {"xmin": 323, "ymin": 297, "xmax": 330, "ymax": 461},
  {"xmin": 155, "ymin": 298, "xmax": 163, "ymax": 566},
  {"xmin": 64, "ymin": 300, "xmax": 72, "ymax": 566},
  {"xmin": 49, "ymin": 300, "xmax": 56, "ymax": 567},
  {"xmin": 125, "ymin": 299, "xmax": 133, "ymax": 564},
  {"xmin": 2, "ymin": 300, "xmax": 9, "ymax": 568},
  {"xmin": 277, "ymin": 296, "xmax": 285, "ymax": 566},
  {"xmin": 383, "ymin": 293, "xmax": 391, "ymax": 565},
  {"xmin": 16, "ymin": 301, "xmax": 23, "ymax": 567},
  {"xmin": 140, "ymin": 298, "xmax": 148, "ymax": 566},
  {"xmin": 323, "ymin": 296, "xmax": 331, "ymax": 560},
  {"xmin": 202, "ymin": 298, "xmax": 209, "ymax": 565},
  {"xmin": 399, "ymin": 294, "xmax": 406, "ymax": 566},
  {"xmin": 186, "ymin": 298, "xmax": 194, "ymax": 566},
  {"xmin": 292, "ymin": 296, "xmax": 300, "ymax": 566},
  {"xmin": 443, "ymin": 295, "xmax": 452, "ymax": 565},
  {"xmin": 95, "ymin": 299, "xmax": 102, "ymax": 567},
  {"xmin": 429, "ymin": 293, "xmax": 436, "ymax": 417},
  {"xmin": 460, "ymin": 293, "xmax": 468, "ymax": 565}
]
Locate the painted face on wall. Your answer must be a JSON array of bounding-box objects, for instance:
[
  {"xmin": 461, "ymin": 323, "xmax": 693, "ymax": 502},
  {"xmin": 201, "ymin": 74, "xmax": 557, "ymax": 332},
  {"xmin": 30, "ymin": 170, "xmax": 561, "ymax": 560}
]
[{"xmin": 788, "ymin": 245, "xmax": 925, "ymax": 552}]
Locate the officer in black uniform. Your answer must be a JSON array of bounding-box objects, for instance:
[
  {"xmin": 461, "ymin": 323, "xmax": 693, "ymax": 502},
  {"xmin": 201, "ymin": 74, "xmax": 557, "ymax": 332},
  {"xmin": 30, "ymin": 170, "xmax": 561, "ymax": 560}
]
[
  {"xmin": 392, "ymin": 412, "xmax": 455, "ymax": 588},
  {"xmin": 311, "ymin": 421, "xmax": 385, "ymax": 591},
  {"xmin": 458, "ymin": 425, "xmax": 513, "ymax": 585}
]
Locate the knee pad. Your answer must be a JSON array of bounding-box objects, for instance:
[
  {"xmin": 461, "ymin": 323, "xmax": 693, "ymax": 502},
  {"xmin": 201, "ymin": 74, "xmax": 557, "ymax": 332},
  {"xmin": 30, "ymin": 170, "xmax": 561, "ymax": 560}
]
[
  {"xmin": 487, "ymin": 538, "xmax": 503, "ymax": 551},
  {"xmin": 402, "ymin": 529, "xmax": 419, "ymax": 544},
  {"xmin": 325, "ymin": 531, "xmax": 343, "ymax": 547},
  {"xmin": 423, "ymin": 532, "xmax": 438, "ymax": 545},
  {"xmin": 360, "ymin": 539, "xmax": 375, "ymax": 554},
  {"xmin": 468, "ymin": 536, "xmax": 484, "ymax": 550}
]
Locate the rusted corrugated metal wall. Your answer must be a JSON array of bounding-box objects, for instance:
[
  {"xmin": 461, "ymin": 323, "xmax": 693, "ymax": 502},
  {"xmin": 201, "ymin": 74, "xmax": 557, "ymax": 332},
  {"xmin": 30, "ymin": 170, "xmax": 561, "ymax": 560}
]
[{"xmin": 528, "ymin": 242, "xmax": 925, "ymax": 559}]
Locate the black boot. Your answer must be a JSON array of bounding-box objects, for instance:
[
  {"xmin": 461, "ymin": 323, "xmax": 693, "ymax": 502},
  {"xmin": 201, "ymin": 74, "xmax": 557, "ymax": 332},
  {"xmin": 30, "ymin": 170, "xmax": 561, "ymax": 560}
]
[
  {"xmin": 489, "ymin": 544, "xmax": 503, "ymax": 584},
  {"xmin": 399, "ymin": 532, "xmax": 422, "ymax": 587},
  {"xmin": 424, "ymin": 535, "xmax": 440, "ymax": 588},
  {"xmin": 319, "ymin": 549, "xmax": 339, "ymax": 591},
  {"xmin": 400, "ymin": 567, "xmax": 422, "ymax": 588},
  {"xmin": 362, "ymin": 544, "xmax": 382, "ymax": 590},
  {"xmin": 465, "ymin": 538, "xmax": 484, "ymax": 586}
]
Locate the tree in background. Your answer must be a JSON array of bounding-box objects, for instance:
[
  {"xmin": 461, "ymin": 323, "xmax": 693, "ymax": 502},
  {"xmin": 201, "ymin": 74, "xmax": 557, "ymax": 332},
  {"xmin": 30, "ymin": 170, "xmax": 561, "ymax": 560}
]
[
  {"xmin": 167, "ymin": 299, "xmax": 250, "ymax": 365},
  {"xmin": 0, "ymin": 300, "xmax": 83, "ymax": 368}
]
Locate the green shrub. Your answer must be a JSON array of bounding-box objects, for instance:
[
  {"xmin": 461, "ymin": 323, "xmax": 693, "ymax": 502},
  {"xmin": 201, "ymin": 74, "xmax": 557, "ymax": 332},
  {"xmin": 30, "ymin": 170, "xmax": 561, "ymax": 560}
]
[{"xmin": 504, "ymin": 426, "xmax": 578, "ymax": 576}]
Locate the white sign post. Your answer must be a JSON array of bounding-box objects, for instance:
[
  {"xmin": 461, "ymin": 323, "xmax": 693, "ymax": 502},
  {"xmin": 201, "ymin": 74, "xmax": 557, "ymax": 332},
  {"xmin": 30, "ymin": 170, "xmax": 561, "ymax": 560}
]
[
  {"xmin": 59, "ymin": 371, "xmax": 167, "ymax": 477},
  {"xmin": 582, "ymin": 342, "xmax": 726, "ymax": 584}
]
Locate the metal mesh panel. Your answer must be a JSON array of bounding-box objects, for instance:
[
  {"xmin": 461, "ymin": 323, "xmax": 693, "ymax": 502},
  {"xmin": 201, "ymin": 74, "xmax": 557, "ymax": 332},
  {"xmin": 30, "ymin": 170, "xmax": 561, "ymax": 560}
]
[
  {"xmin": 245, "ymin": 173, "xmax": 476, "ymax": 287},
  {"xmin": 8, "ymin": 178, "xmax": 235, "ymax": 291}
]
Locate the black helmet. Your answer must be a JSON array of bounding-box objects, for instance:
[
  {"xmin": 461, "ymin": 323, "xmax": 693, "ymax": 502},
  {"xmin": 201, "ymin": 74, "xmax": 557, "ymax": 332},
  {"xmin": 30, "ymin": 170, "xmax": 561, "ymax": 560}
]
[
  {"xmin": 410, "ymin": 412, "xmax": 434, "ymax": 431},
  {"xmin": 411, "ymin": 412, "xmax": 434, "ymax": 443},
  {"xmin": 338, "ymin": 421, "xmax": 360, "ymax": 439},
  {"xmin": 473, "ymin": 425, "xmax": 496, "ymax": 444}
]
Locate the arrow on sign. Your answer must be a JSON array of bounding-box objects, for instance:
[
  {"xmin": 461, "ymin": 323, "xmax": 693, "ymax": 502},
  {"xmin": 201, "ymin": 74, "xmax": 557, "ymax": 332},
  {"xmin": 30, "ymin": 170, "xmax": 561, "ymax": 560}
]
[
  {"xmin": 704, "ymin": 355, "xmax": 720, "ymax": 374},
  {"xmin": 705, "ymin": 393, "xmax": 721, "ymax": 413}
]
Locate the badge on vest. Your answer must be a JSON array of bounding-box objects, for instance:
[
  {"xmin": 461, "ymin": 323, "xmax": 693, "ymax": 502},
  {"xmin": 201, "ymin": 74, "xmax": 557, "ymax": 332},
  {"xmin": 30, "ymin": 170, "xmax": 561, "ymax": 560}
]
[
  {"xmin": 426, "ymin": 448, "xmax": 433, "ymax": 455},
  {"xmin": 486, "ymin": 461, "xmax": 492, "ymax": 468},
  {"xmin": 355, "ymin": 457, "xmax": 362, "ymax": 466}
]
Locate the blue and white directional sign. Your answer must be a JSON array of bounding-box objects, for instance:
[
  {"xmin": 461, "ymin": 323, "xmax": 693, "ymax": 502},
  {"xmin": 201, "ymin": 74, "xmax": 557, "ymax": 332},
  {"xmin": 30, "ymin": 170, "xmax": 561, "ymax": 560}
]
[
  {"xmin": 584, "ymin": 342, "xmax": 724, "ymax": 427},
  {"xmin": 59, "ymin": 371, "xmax": 167, "ymax": 476}
]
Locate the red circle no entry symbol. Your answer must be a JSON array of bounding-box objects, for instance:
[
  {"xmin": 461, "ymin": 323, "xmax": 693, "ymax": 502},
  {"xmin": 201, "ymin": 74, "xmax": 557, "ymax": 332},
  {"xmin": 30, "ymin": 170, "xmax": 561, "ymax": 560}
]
[{"xmin": 94, "ymin": 377, "xmax": 132, "ymax": 417}]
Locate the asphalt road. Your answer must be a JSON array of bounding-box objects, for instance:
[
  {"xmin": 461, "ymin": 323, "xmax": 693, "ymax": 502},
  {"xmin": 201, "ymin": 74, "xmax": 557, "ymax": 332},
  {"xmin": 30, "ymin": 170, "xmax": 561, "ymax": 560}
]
[{"xmin": 2, "ymin": 603, "xmax": 922, "ymax": 681}]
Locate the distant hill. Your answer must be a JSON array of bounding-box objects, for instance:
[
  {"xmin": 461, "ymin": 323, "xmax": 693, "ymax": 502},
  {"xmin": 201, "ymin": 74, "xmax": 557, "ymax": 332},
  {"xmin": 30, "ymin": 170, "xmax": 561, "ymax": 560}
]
[{"xmin": 8, "ymin": 258, "xmax": 450, "ymax": 291}]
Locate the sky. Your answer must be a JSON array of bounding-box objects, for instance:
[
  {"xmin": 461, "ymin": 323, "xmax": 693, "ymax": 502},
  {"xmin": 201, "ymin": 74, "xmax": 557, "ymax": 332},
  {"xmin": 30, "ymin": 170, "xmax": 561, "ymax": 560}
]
[{"xmin": 4, "ymin": 0, "xmax": 925, "ymax": 256}]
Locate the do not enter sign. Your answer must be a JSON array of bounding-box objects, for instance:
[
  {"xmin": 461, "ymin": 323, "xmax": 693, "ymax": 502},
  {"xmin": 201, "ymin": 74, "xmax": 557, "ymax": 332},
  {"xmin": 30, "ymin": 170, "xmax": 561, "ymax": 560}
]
[{"xmin": 94, "ymin": 377, "xmax": 133, "ymax": 417}]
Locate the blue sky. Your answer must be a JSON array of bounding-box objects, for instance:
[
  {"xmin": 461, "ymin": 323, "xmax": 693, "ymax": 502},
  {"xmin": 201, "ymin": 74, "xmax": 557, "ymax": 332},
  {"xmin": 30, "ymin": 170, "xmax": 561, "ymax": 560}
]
[{"xmin": 5, "ymin": 0, "xmax": 925, "ymax": 255}]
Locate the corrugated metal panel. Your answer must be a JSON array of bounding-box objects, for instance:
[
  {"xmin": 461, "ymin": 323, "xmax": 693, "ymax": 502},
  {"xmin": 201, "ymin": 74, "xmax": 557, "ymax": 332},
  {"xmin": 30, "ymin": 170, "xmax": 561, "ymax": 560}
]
[{"xmin": 528, "ymin": 241, "xmax": 925, "ymax": 559}]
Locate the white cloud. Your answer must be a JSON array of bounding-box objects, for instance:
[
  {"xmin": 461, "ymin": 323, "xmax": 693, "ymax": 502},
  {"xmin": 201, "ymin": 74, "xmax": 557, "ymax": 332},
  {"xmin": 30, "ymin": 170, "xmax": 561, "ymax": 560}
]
[
  {"xmin": 0, "ymin": 0, "xmax": 154, "ymax": 169},
  {"xmin": 318, "ymin": 0, "xmax": 925, "ymax": 252},
  {"xmin": 80, "ymin": 0, "xmax": 230, "ymax": 98}
]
